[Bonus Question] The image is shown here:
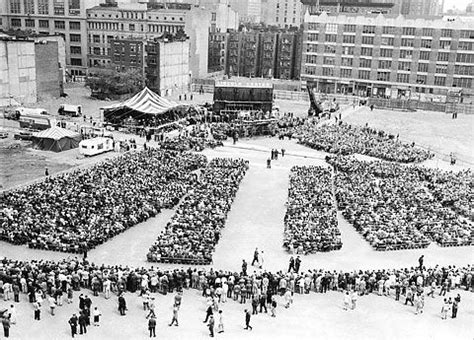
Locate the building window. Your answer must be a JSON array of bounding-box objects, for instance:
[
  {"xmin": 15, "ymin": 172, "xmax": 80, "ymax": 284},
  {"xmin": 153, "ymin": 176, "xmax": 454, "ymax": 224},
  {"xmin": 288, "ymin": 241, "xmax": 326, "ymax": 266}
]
[
  {"xmin": 382, "ymin": 26, "xmax": 395, "ymax": 34},
  {"xmin": 304, "ymin": 66, "xmax": 316, "ymax": 75},
  {"xmin": 380, "ymin": 49, "xmax": 392, "ymax": 58},
  {"xmin": 358, "ymin": 70, "xmax": 370, "ymax": 79},
  {"xmin": 342, "ymin": 46, "xmax": 354, "ymax": 55},
  {"xmin": 454, "ymin": 65, "xmax": 474, "ymax": 76},
  {"xmin": 343, "ymin": 24, "xmax": 356, "ymax": 32},
  {"xmin": 419, "ymin": 51, "xmax": 430, "ymax": 60},
  {"xmin": 381, "ymin": 37, "xmax": 394, "ymax": 46},
  {"xmin": 437, "ymin": 52, "xmax": 449, "ymax": 62},
  {"xmin": 129, "ymin": 24, "xmax": 135, "ymax": 31},
  {"xmin": 359, "ymin": 58, "xmax": 371, "ymax": 68},
  {"xmin": 11, "ymin": 18, "xmax": 21, "ymax": 27},
  {"xmin": 70, "ymin": 58, "xmax": 82, "ymax": 66},
  {"xmin": 343, "ymin": 35, "xmax": 355, "ymax": 44},
  {"xmin": 322, "ymin": 67, "xmax": 334, "ymax": 76},
  {"xmin": 323, "ymin": 56, "xmax": 335, "ymax": 65},
  {"xmin": 306, "ymin": 43, "xmax": 318, "ymax": 53},
  {"xmin": 459, "ymin": 30, "xmax": 474, "ymax": 39},
  {"xmin": 399, "ymin": 50, "xmax": 413, "ymax": 59},
  {"xmin": 458, "ymin": 42, "xmax": 473, "ymax": 51},
  {"xmin": 416, "ymin": 75, "xmax": 427, "ymax": 84},
  {"xmin": 418, "ymin": 63, "xmax": 429, "ymax": 72},
  {"xmin": 456, "ymin": 53, "xmax": 474, "ymax": 63},
  {"xmin": 439, "ymin": 41, "xmax": 451, "ymax": 50},
  {"xmin": 307, "ymin": 33, "xmax": 318, "ymax": 41},
  {"xmin": 69, "ymin": 0, "xmax": 80, "ymax": 15},
  {"xmin": 452, "ymin": 78, "xmax": 472, "ymax": 88},
  {"xmin": 340, "ymin": 68, "xmax": 352, "ymax": 78},
  {"xmin": 378, "ymin": 60, "xmax": 392, "ymax": 69},
  {"xmin": 307, "ymin": 23, "xmax": 319, "ymax": 31},
  {"xmin": 360, "ymin": 47, "xmax": 372, "ymax": 56},
  {"xmin": 70, "ymin": 46, "xmax": 82, "ymax": 54},
  {"xmin": 422, "ymin": 28, "xmax": 433, "ymax": 36},
  {"xmin": 69, "ymin": 21, "xmax": 81, "ymax": 30},
  {"xmin": 325, "ymin": 34, "xmax": 337, "ymax": 43},
  {"xmin": 305, "ymin": 55, "xmax": 317, "ymax": 64},
  {"xmin": 398, "ymin": 61, "xmax": 411, "ymax": 71},
  {"xmin": 401, "ymin": 38, "xmax": 414, "ymax": 47},
  {"xmin": 361, "ymin": 36, "xmax": 373, "ymax": 45},
  {"xmin": 341, "ymin": 57, "xmax": 352, "ymax": 66},
  {"xmin": 402, "ymin": 27, "xmax": 415, "ymax": 35},
  {"xmin": 435, "ymin": 65, "xmax": 447, "ymax": 74},
  {"xmin": 10, "ymin": 0, "xmax": 21, "ymax": 14},
  {"xmin": 54, "ymin": 20, "xmax": 65, "ymax": 29},
  {"xmin": 441, "ymin": 29, "xmax": 452, "ymax": 38},
  {"xmin": 70, "ymin": 33, "xmax": 81, "ymax": 42},
  {"xmin": 324, "ymin": 45, "xmax": 336, "ymax": 54},
  {"xmin": 24, "ymin": 0, "xmax": 35, "ymax": 14},
  {"xmin": 397, "ymin": 74, "xmax": 410, "ymax": 83},
  {"xmin": 54, "ymin": 0, "xmax": 65, "ymax": 15},
  {"xmin": 434, "ymin": 76, "xmax": 446, "ymax": 86},
  {"xmin": 420, "ymin": 39, "xmax": 431, "ymax": 48},
  {"xmin": 362, "ymin": 25, "xmax": 375, "ymax": 34},
  {"xmin": 211, "ymin": 12, "xmax": 216, "ymax": 21},
  {"xmin": 93, "ymin": 47, "xmax": 101, "ymax": 55},
  {"xmin": 25, "ymin": 19, "xmax": 35, "ymax": 27},
  {"xmin": 326, "ymin": 23, "xmax": 338, "ymax": 34},
  {"xmin": 39, "ymin": 20, "xmax": 49, "ymax": 28},
  {"xmin": 93, "ymin": 35, "xmax": 100, "ymax": 43},
  {"xmin": 377, "ymin": 71, "xmax": 390, "ymax": 81}
]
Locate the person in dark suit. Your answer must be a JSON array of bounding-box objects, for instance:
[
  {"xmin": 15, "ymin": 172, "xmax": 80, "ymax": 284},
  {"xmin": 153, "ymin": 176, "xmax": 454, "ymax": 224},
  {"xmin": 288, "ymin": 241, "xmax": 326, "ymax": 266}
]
[
  {"xmin": 69, "ymin": 314, "xmax": 78, "ymax": 338},
  {"xmin": 2, "ymin": 316, "xmax": 11, "ymax": 338},
  {"xmin": 78, "ymin": 312, "xmax": 87, "ymax": 335},
  {"xmin": 118, "ymin": 295, "xmax": 127, "ymax": 315},
  {"xmin": 244, "ymin": 309, "xmax": 252, "ymax": 330},
  {"xmin": 208, "ymin": 314, "xmax": 215, "ymax": 337},
  {"xmin": 203, "ymin": 305, "xmax": 213, "ymax": 323},
  {"xmin": 148, "ymin": 316, "xmax": 156, "ymax": 337}
]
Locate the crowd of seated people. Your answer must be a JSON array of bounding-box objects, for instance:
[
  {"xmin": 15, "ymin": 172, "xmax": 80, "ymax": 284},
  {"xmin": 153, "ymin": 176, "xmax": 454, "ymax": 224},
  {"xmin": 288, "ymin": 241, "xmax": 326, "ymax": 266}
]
[
  {"xmin": 147, "ymin": 158, "xmax": 248, "ymax": 265},
  {"xmin": 299, "ymin": 122, "xmax": 433, "ymax": 163},
  {"xmin": 0, "ymin": 149, "xmax": 207, "ymax": 253},
  {"xmin": 327, "ymin": 155, "xmax": 473, "ymax": 222},
  {"xmin": 284, "ymin": 166, "xmax": 342, "ymax": 254},
  {"xmin": 329, "ymin": 156, "xmax": 472, "ymax": 250},
  {"xmin": 0, "ymin": 256, "xmax": 471, "ymax": 319},
  {"xmin": 158, "ymin": 135, "xmax": 223, "ymax": 152}
]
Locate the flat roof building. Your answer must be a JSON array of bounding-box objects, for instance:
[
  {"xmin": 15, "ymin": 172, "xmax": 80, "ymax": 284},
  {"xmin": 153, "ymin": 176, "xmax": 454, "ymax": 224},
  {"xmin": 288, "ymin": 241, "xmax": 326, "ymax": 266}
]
[{"xmin": 301, "ymin": 12, "xmax": 474, "ymax": 102}]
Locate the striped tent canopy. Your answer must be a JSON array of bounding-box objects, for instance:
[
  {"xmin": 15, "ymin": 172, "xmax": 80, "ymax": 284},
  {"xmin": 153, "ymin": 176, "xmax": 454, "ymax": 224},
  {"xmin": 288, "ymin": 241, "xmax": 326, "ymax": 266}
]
[
  {"xmin": 102, "ymin": 87, "xmax": 179, "ymax": 115},
  {"xmin": 33, "ymin": 126, "xmax": 80, "ymax": 140}
]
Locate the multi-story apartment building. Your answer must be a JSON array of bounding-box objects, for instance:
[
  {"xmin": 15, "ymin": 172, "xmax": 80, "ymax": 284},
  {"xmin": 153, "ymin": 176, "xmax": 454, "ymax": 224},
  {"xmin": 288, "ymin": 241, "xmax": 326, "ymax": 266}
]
[
  {"xmin": 110, "ymin": 37, "xmax": 190, "ymax": 95},
  {"xmin": 275, "ymin": 32, "xmax": 302, "ymax": 79},
  {"xmin": 301, "ymin": 0, "xmax": 395, "ymax": 15},
  {"xmin": 86, "ymin": 2, "xmax": 210, "ymax": 78},
  {"xmin": 301, "ymin": 13, "xmax": 474, "ymax": 101},
  {"xmin": 225, "ymin": 30, "xmax": 302, "ymax": 79},
  {"xmin": 208, "ymin": 31, "xmax": 228, "ymax": 73},
  {"xmin": 262, "ymin": 0, "xmax": 303, "ymax": 28},
  {"xmin": 2, "ymin": 0, "xmax": 102, "ymax": 77}
]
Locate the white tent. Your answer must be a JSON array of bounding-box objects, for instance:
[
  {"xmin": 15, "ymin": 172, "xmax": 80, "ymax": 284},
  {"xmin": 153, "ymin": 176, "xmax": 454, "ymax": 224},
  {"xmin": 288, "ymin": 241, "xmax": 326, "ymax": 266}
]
[{"xmin": 102, "ymin": 87, "xmax": 179, "ymax": 115}]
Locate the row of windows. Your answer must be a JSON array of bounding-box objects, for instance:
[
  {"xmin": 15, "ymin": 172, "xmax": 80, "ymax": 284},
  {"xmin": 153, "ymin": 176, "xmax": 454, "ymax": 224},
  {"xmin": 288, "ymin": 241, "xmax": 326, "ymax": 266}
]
[
  {"xmin": 304, "ymin": 44, "xmax": 472, "ymax": 63},
  {"xmin": 10, "ymin": 18, "xmax": 81, "ymax": 30},
  {"xmin": 308, "ymin": 23, "xmax": 473, "ymax": 39}
]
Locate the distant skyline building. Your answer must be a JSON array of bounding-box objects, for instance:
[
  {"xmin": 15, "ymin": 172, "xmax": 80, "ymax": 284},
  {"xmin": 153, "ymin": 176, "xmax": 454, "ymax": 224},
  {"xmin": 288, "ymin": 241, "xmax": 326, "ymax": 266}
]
[
  {"xmin": 301, "ymin": 12, "xmax": 474, "ymax": 102},
  {"xmin": 261, "ymin": 0, "xmax": 304, "ymax": 28},
  {"xmin": 301, "ymin": 0, "xmax": 395, "ymax": 15},
  {"xmin": 392, "ymin": 0, "xmax": 445, "ymax": 16}
]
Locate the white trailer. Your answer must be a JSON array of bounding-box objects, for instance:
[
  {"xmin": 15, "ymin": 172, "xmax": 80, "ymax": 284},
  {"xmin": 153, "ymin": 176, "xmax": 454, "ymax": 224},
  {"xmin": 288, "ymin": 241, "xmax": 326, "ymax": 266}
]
[{"xmin": 79, "ymin": 137, "xmax": 114, "ymax": 156}]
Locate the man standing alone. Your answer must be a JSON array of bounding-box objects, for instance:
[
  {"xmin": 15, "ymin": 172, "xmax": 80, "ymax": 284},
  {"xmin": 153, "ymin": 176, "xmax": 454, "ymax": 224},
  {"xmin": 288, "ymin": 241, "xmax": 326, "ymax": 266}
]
[
  {"xmin": 244, "ymin": 309, "xmax": 253, "ymax": 330},
  {"xmin": 148, "ymin": 316, "xmax": 156, "ymax": 337},
  {"xmin": 69, "ymin": 314, "xmax": 78, "ymax": 338}
]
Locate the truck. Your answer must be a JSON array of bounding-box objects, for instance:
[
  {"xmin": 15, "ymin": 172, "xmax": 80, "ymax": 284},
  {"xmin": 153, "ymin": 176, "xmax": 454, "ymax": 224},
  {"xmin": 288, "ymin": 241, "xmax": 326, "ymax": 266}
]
[{"xmin": 79, "ymin": 137, "xmax": 114, "ymax": 156}]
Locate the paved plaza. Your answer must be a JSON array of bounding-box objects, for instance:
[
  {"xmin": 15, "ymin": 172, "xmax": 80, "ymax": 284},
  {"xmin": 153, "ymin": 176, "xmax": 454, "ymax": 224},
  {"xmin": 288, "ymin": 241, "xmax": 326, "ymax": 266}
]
[{"xmin": 1, "ymin": 102, "xmax": 473, "ymax": 340}]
